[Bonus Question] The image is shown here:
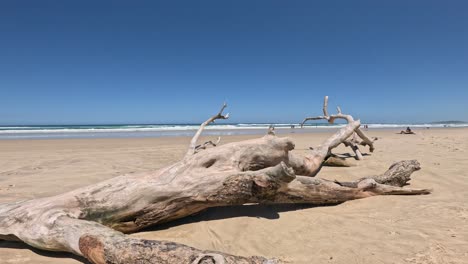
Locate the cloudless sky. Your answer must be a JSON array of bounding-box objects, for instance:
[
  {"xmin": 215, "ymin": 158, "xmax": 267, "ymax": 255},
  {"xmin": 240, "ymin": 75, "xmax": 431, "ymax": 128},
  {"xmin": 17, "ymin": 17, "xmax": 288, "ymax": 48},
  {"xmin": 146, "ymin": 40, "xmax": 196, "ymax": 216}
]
[{"xmin": 1, "ymin": 0, "xmax": 467, "ymax": 125}]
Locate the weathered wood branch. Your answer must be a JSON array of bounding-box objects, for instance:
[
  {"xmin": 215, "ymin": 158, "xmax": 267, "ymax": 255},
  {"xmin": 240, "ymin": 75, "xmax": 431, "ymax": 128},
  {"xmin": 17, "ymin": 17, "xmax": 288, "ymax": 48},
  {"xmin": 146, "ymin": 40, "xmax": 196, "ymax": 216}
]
[
  {"xmin": 288, "ymin": 119, "xmax": 361, "ymax": 176},
  {"xmin": 343, "ymin": 133, "xmax": 364, "ymax": 160},
  {"xmin": 195, "ymin": 137, "xmax": 221, "ymax": 153},
  {"xmin": 0, "ymin": 102, "xmax": 431, "ymax": 264},
  {"xmin": 300, "ymin": 96, "xmax": 375, "ymax": 158},
  {"xmin": 187, "ymin": 103, "xmax": 229, "ymax": 157}
]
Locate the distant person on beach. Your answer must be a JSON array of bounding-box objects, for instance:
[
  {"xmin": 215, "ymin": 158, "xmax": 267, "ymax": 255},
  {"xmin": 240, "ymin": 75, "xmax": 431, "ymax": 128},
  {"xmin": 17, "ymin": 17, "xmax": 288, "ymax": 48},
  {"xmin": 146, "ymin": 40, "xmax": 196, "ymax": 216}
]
[{"xmin": 400, "ymin": 127, "xmax": 415, "ymax": 134}]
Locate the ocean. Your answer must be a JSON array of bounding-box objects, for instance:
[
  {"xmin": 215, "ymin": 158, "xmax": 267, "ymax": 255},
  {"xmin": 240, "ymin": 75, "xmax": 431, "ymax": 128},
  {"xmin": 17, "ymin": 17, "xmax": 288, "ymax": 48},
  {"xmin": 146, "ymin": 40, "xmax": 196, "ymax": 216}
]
[{"xmin": 0, "ymin": 123, "xmax": 466, "ymax": 140}]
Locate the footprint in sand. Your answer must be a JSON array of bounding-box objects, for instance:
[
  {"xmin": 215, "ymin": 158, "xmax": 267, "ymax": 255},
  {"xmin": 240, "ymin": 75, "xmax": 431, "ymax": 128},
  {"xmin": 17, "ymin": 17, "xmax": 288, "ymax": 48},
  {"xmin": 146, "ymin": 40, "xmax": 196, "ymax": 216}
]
[{"xmin": 404, "ymin": 243, "xmax": 463, "ymax": 264}]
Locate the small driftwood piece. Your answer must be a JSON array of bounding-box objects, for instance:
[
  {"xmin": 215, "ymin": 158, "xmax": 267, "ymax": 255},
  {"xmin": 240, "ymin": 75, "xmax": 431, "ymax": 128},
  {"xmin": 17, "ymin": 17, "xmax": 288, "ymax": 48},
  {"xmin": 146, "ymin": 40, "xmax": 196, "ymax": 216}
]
[{"xmin": 0, "ymin": 102, "xmax": 430, "ymax": 264}]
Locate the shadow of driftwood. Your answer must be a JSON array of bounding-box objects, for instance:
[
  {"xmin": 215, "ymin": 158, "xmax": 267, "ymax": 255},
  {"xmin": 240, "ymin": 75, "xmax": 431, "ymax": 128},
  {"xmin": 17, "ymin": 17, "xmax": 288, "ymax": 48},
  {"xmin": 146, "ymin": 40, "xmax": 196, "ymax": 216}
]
[
  {"xmin": 1, "ymin": 203, "xmax": 340, "ymax": 263},
  {"xmin": 334, "ymin": 152, "xmax": 371, "ymax": 159},
  {"xmin": 145, "ymin": 203, "xmax": 334, "ymax": 232},
  {"xmin": 0, "ymin": 240, "xmax": 90, "ymax": 263}
]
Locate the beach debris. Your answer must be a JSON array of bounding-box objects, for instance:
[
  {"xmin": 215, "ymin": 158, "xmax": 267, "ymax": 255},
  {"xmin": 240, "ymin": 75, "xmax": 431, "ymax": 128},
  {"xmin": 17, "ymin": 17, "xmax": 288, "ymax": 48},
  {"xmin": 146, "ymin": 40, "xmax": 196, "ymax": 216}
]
[
  {"xmin": 187, "ymin": 102, "xmax": 228, "ymax": 157},
  {"xmin": 300, "ymin": 96, "xmax": 376, "ymax": 160},
  {"xmin": 0, "ymin": 99, "xmax": 431, "ymax": 264}
]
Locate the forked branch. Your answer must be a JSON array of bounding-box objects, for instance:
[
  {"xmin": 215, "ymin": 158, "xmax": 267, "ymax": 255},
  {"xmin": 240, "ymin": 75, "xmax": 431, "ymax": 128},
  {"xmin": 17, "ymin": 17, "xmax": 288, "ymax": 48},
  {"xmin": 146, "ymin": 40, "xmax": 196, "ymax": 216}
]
[
  {"xmin": 343, "ymin": 133, "xmax": 364, "ymax": 160},
  {"xmin": 186, "ymin": 103, "xmax": 229, "ymax": 156},
  {"xmin": 300, "ymin": 96, "xmax": 375, "ymax": 157},
  {"xmin": 195, "ymin": 136, "xmax": 221, "ymax": 153}
]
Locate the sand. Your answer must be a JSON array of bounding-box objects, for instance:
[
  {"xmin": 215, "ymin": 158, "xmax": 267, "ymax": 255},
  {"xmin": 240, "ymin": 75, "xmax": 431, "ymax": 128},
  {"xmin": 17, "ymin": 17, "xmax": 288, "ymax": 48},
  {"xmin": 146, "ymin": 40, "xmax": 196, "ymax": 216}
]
[{"xmin": 1, "ymin": 128, "xmax": 467, "ymax": 264}]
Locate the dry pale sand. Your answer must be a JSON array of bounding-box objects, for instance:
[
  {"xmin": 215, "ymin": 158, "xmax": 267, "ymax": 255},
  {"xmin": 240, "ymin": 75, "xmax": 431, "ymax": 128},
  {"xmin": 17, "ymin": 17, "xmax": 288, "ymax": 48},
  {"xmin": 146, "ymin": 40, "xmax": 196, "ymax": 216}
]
[{"xmin": 1, "ymin": 128, "xmax": 467, "ymax": 264}]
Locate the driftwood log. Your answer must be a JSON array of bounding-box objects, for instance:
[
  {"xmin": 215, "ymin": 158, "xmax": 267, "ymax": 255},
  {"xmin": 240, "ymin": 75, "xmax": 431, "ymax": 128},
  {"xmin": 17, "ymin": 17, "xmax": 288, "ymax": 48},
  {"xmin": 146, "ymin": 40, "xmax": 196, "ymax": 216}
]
[{"xmin": 0, "ymin": 101, "xmax": 430, "ymax": 264}]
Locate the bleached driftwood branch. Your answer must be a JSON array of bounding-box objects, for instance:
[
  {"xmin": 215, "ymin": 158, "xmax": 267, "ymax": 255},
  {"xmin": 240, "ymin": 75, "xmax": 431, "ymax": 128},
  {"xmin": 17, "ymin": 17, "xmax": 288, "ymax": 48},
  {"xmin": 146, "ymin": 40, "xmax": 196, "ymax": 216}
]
[
  {"xmin": 195, "ymin": 136, "xmax": 221, "ymax": 153},
  {"xmin": 186, "ymin": 103, "xmax": 229, "ymax": 157},
  {"xmin": 300, "ymin": 96, "xmax": 375, "ymax": 159}
]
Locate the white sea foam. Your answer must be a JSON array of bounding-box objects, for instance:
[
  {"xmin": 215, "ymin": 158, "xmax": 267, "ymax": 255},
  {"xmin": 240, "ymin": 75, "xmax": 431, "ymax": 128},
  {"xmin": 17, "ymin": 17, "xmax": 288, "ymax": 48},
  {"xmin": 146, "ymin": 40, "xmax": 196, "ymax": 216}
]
[{"xmin": 0, "ymin": 123, "xmax": 466, "ymax": 139}]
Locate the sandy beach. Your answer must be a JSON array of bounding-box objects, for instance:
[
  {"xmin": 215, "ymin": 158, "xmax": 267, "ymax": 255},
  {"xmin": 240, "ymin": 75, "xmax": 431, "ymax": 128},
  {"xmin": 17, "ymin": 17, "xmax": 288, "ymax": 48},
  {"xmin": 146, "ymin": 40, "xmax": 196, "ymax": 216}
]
[{"xmin": 1, "ymin": 128, "xmax": 467, "ymax": 264}]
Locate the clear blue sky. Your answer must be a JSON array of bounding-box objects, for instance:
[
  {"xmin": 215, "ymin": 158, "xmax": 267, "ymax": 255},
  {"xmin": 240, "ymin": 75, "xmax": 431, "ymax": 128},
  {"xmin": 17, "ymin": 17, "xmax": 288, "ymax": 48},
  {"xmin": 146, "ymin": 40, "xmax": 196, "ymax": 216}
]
[{"xmin": 1, "ymin": 0, "xmax": 467, "ymax": 125}]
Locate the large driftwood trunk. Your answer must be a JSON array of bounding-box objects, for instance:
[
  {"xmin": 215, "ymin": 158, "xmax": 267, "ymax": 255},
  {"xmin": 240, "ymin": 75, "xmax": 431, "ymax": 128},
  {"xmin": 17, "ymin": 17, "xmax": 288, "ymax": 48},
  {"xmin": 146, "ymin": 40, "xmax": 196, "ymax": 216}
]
[{"xmin": 0, "ymin": 98, "xmax": 430, "ymax": 264}]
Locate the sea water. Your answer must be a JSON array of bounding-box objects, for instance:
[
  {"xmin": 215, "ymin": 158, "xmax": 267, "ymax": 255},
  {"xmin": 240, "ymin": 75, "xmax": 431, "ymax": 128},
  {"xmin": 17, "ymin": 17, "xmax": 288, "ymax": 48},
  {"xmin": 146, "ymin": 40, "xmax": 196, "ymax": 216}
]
[{"xmin": 0, "ymin": 123, "xmax": 466, "ymax": 140}]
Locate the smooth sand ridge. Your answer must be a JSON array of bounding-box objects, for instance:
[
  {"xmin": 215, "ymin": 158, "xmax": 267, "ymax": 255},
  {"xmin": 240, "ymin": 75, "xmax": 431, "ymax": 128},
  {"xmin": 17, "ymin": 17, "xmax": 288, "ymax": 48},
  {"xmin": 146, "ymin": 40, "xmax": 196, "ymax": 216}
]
[{"xmin": 0, "ymin": 128, "xmax": 467, "ymax": 264}]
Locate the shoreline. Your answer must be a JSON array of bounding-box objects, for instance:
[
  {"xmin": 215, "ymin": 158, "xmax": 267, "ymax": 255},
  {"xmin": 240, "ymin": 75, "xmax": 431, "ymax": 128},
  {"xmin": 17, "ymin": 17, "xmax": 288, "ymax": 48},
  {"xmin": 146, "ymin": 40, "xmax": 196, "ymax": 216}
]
[{"xmin": 0, "ymin": 126, "xmax": 466, "ymax": 140}]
